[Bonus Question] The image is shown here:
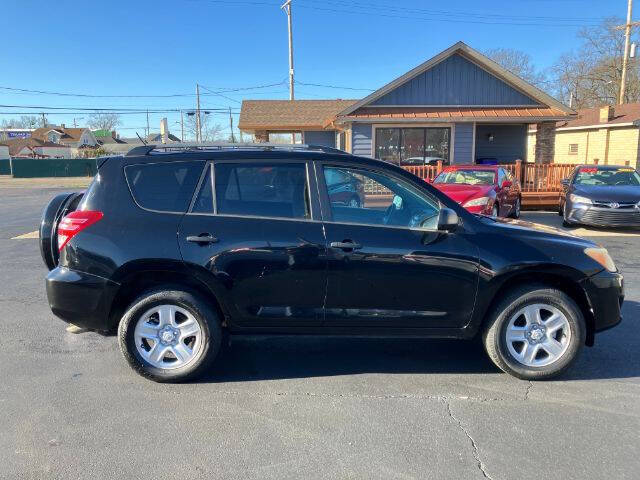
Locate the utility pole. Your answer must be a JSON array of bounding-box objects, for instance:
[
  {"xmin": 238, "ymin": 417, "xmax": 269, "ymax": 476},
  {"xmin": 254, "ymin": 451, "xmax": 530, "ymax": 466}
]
[
  {"xmin": 146, "ymin": 110, "xmax": 150, "ymax": 138},
  {"xmin": 196, "ymin": 83, "xmax": 202, "ymax": 143},
  {"xmin": 228, "ymin": 107, "xmax": 235, "ymax": 143},
  {"xmin": 180, "ymin": 110, "xmax": 184, "ymax": 142},
  {"xmin": 281, "ymin": 0, "xmax": 294, "ymax": 100},
  {"xmin": 616, "ymin": 0, "xmax": 640, "ymax": 104},
  {"xmin": 41, "ymin": 112, "xmax": 46, "ymax": 128}
]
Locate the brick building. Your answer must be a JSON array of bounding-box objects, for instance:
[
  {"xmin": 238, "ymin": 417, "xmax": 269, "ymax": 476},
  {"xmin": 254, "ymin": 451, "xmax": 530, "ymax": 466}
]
[{"xmin": 527, "ymin": 104, "xmax": 640, "ymax": 168}]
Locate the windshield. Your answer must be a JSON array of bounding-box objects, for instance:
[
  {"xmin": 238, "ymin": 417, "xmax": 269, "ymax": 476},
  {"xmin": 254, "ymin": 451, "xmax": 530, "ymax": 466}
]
[
  {"xmin": 433, "ymin": 169, "xmax": 495, "ymax": 186},
  {"xmin": 574, "ymin": 167, "xmax": 640, "ymax": 186}
]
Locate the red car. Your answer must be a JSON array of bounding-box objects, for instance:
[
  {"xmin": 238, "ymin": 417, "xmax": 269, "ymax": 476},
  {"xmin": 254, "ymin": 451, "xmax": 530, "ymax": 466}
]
[{"xmin": 431, "ymin": 165, "xmax": 522, "ymax": 218}]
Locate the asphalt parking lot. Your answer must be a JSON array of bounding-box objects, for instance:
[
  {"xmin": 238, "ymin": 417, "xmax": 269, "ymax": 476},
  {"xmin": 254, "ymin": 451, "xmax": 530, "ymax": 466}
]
[{"xmin": 1, "ymin": 184, "xmax": 639, "ymax": 479}]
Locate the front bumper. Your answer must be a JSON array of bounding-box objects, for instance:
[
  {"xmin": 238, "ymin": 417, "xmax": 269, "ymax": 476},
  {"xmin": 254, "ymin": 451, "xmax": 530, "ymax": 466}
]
[
  {"xmin": 566, "ymin": 202, "xmax": 640, "ymax": 227},
  {"xmin": 46, "ymin": 267, "xmax": 120, "ymax": 331},
  {"xmin": 580, "ymin": 269, "xmax": 624, "ymax": 336}
]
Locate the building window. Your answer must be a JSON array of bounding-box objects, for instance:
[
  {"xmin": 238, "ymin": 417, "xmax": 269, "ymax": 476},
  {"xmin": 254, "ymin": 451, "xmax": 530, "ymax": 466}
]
[
  {"xmin": 374, "ymin": 127, "xmax": 450, "ymax": 166},
  {"xmin": 568, "ymin": 144, "xmax": 578, "ymax": 155}
]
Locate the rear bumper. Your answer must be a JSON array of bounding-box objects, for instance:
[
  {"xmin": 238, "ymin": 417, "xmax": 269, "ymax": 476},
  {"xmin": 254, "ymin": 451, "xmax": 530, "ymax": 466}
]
[
  {"xmin": 580, "ymin": 269, "xmax": 624, "ymax": 335},
  {"xmin": 46, "ymin": 267, "xmax": 119, "ymax": 331}
]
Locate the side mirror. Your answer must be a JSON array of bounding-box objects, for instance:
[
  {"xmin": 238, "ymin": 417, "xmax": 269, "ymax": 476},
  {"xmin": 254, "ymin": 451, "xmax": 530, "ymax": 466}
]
[
  {"xmin": 437, "ymin": 208, "xmax": 459, "ymax": 232},
  {"xmin": 502, "ymin": 180, "xmax": 512, "ymax": 188},
  {"xmin": 561, "ymin": 179, "xmax": 570, "ymax": 187}
]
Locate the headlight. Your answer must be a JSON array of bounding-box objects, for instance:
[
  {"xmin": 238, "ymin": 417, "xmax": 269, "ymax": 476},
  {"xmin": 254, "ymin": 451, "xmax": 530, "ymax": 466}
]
[
  {"xmin": 570, "ymin": 193, "xmax": 592, "ymax": 204},
  {"xmin": 584, "ymin": 247, "xmax": 617, "ymax": 272},
  {"xmin": 463, "ymin": 196, "xmax": 491, "ymax": 207}
]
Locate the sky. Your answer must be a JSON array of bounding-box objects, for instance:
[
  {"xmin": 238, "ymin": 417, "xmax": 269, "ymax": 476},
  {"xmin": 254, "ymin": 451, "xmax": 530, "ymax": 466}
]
[{"xmin": 0, "ymin": 0, "xmax": 629, "ymax": 139}]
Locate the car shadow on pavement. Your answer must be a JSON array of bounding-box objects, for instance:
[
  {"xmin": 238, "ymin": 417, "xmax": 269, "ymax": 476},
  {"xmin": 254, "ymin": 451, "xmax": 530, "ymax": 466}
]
[
  {"xmin": 562, "ymin": 299, "xmax": 640, "ymax": 381},
  {"xmin": 197, "ymin": 300, "xmax": 640, "ymax": 384},
  {"xmin": 199, "ymin": 337, "xmax": 499, "ymax": 383}
]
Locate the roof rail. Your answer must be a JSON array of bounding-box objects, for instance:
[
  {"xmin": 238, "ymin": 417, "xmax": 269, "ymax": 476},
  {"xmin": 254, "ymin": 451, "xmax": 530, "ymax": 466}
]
[{"xmin": 125, "ymin": 142, "xmax": 349, "ymax": 157}]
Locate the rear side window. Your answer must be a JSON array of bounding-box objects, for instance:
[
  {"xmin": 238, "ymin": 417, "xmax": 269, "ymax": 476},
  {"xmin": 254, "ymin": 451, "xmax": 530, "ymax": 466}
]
[
  {"xmin": 125, "ymin": 161, "xmax": 204, "ymax": 212},
  {"xmin": 214, "ymin": 163, "xmax": 310, "ymax": 219}
]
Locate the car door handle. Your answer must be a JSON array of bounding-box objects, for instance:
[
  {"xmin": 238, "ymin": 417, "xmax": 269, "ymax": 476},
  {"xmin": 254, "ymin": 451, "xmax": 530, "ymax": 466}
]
[
  {"xmin": 330, "ymin": 241, "xmax": 362, "ymax": 250},
  {"xmin": 186, "ymin": 234, "xmax": 219, "ymax": 244}
]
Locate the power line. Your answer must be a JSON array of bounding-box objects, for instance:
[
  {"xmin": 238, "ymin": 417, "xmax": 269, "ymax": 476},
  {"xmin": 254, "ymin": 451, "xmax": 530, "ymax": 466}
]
[
  {"xmin": 295, "ymin": 80, "xmax": 374, "ymax": 91},
  {"xmin": 306, "ymin": 0, "xmax": 603, "ymax": 23},
  {"xmin": 0, "ymin": 81, "xmax": 286, "ymax": 99},
  {"xmin": 0, "ymin": 104, "xmax": 240, "ymax": 113},
  {"xmin": 198, "ymin": 84, "xmax": 243, "ymax": 104},
  {"xmin": 194, "ymin": 0, "xmax": 601, "ymax": 27}
]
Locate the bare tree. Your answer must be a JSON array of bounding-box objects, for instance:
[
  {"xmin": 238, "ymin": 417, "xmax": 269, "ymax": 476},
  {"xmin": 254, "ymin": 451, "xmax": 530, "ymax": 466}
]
[
  {"xmin": 484, "ymin": 48, "xmax": 548, "ymax": 89},
  {"xmin": 184, "ymin": 113, "xmax": 223, "ymax": 141},
  {"xmin": 0, "ymin": 115, "xmax": 41, "ymax": 129},
  {"xmin": 87, "ymin": 113, "xmax": 122, "ymax": 131},
  {"xmin": 551, "ymin": 17, "xmax": 640, "ymax": 108}
]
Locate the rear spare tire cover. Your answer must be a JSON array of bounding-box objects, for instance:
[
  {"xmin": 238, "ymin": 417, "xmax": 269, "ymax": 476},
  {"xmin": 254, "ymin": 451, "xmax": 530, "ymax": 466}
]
[{"xmin": 39, "ymin": 192, "xmax": 83, "ymax": 270}]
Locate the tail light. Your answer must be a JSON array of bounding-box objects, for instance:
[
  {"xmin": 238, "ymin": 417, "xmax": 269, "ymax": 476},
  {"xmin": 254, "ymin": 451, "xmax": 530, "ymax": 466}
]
[{"xmin": 57, "ymin": 210, "xmax": 103, "ymax": 251}]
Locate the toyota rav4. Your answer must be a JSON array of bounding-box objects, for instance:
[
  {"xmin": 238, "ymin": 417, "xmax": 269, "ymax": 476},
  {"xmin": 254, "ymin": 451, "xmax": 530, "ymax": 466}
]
[{"xmin": 41, "ymin": 144, "xmax": 624, "ymax": 382}]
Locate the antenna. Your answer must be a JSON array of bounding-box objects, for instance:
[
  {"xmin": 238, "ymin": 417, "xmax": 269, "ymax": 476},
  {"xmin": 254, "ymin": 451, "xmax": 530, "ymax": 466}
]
[{"xmin": 136, "ymin": 132, "xmax": 147, "ymax": 145}]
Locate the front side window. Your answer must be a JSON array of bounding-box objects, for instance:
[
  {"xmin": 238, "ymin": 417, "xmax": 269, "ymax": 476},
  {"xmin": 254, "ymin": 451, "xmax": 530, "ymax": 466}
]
[
  {"xmin": 324, "ymin": 166, "xmax": 440, "ymax": 230},
  {"xmin": 375, "ymin": 127, "xmax": 450, "ymax": 166},
  {"xmin": 214, "ymin": 163, "xmax": 310, "ymax": 219}
]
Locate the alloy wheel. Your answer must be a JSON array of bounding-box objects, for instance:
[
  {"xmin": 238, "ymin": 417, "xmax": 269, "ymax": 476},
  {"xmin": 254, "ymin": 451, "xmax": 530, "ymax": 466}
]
[
  {"xmin": 505, "ymin": 303, "xmax": 571, "ymax": 367},
  {"xmin": 134, "ymin": 304, "xmax": 203, "ymax": 369}
]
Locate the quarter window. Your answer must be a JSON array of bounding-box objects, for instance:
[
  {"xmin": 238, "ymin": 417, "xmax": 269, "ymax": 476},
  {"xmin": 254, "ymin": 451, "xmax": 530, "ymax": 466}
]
[
  {"xmin": 214, "ymin": 163, "xmax": 310, "ymax": 219},
  {"xmin": 125, "ymin": 161, "xmax": 205, "ymax": 212},
  {"xmin": 323, "ymin": 166, "xmax": 440, "ymax": 229}
]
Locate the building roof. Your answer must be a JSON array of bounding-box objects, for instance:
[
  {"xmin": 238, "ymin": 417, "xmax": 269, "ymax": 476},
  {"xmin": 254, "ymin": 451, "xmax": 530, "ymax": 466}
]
[
  {"xmin": 337, "ymin": 42, "xmax": 574, "ymax": 120},
  {"xmin": 97, "ymin": 135, "xmax": 127, "ymax": 145},
  {"xmin": 238, "ymin": 99, "xmax": 357, "ymax": 131},
  {"xmin": 5, "ymin": 137, "xmax": 70, "ymax": 156},
  {"xmin": 31, "ymin": 126, "xmax": 89, "ymax": 144},
  {"xmin": 339, "ymin": 106, "xmax": 569, "ymax": 124},
  {"xmin": 556, "ymin": 103, "xmax": 640, "ymax": 129}
]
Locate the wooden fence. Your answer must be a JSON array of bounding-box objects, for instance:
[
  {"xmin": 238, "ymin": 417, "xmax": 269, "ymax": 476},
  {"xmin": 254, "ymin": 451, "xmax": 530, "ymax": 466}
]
[{"xmin": 402, "ymin": 160, "xmax": 580, "ymax": 209}]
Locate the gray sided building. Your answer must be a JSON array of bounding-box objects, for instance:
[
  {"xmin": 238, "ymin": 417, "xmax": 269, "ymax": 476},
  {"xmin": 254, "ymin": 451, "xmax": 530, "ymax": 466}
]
[{"xmin": 239, "ymin": 42, "xmax": 574, "ymax": 165}]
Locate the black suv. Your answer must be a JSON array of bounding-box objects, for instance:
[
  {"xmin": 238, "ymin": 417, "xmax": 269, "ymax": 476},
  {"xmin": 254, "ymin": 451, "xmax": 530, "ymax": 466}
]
[{"xmin": 41, "ymin": 144, "xmax": 624, "ymax": 382}]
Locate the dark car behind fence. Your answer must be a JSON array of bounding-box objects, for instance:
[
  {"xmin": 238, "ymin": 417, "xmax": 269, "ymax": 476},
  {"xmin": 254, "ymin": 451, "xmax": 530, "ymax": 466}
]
[{"xmin": 10, "ymin": 158, "xmax": 98, "ymax": 178}]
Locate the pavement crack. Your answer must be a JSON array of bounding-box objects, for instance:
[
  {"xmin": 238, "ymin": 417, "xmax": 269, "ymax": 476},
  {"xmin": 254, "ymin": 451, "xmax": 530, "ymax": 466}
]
[
  {"xmin": 444, "ymin": 399, "xmax": 494, "ymax": 480},
  {"xmin": 524, "ymin": 381, "xmax": 533, "ymax": 401}
]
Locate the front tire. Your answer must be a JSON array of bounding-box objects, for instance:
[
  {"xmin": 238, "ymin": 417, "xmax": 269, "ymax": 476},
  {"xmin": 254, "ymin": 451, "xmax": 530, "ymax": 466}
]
[
  {"xmin": 482, "ymin": 285, "xmax": 585, "ymax": 380},
  {"xmin": 562, "ymin": 202, "xmax": 576, "ymax": 227},
  {"xmin": 348, "ymin": 196, "xmax": 361, "ymax": 208},
  {"xmin": 118, "ymin": 288, "xmax": 222, "ymax": 383}
]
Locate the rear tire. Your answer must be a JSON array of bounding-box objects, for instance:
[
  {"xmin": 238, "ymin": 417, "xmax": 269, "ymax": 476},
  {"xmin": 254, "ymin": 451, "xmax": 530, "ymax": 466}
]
[
  {"xmin": 118, "ymin": 288, "xmax": 222, "ymax": 383},
  {"xmin": 482, "ymin": 285, "xmax": 585, "ymax": 380},
  {"xmin": 492, "ymin": 203, "xmax": 499, "ymax": 218},
  {"xmin": 510, "ymin": 197, "xmax": 521, "ymax": 219}
]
